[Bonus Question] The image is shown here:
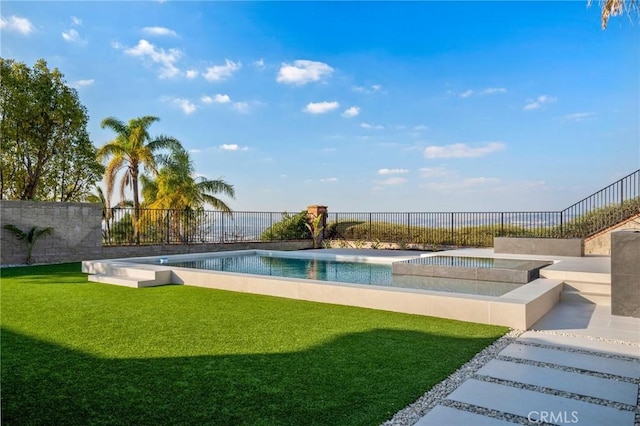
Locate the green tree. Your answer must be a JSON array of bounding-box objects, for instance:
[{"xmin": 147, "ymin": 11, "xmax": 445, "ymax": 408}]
[
  {"xmin": 0, "ymin": 58, "xmax": 103, "ymax": 201},
  {"xmin": 97, "ymin": 116, "xmax": 180, "ymax": 242},
  {"xmin": 141, "ymin": 147, "xmax": 234, "ymax": 212}
]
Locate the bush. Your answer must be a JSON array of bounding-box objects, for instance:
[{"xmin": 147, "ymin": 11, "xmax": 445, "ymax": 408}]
[{"xmin": 260, "ymin": 211, "xmax": 311, "ymax": 241}]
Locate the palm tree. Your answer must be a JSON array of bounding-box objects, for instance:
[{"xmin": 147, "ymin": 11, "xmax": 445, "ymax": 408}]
[
  {"xmin": 141, "ymin": 147, "xmax": 234, "ymax": 242},
  {"xmin": 590, "ymin": 0, "xmax": 639, "ymax": 28},
  {"xmin": 142, "ymin": 147, "xmax": 234, "ymax": 211},
  {"xmin": 96, "ymin": 116, "xmax": 181, "ymax": 242}
]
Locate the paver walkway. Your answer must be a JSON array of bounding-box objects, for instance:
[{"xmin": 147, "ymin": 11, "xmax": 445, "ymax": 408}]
[{"xmin": 413, "ymin": 304, "xmax": 640, "ymax": 425}]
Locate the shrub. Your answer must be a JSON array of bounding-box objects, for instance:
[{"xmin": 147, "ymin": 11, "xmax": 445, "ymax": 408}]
[{"xmin": 260, "ymin": 211, "xmax": 312, "ymax": 241}]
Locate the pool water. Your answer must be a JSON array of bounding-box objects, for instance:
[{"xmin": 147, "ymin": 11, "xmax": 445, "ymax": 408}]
[
  {"xmin": 169, "ymin": 255, "xmax": 392, "ymax": 286},
  {"xmin": 166, "ymin": 254, "xmax": 521, "ymax": 296}
]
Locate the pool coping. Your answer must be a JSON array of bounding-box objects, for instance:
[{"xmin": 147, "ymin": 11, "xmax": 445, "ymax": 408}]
[{"xmin": 82, "ymin": 250, "xmax": 564, "ymax": 329}]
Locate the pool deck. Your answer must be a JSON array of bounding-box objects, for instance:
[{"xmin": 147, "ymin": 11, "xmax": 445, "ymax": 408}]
[{"xmin": 376, "ymin": 249, "xmax": 640, "ymax": 426}]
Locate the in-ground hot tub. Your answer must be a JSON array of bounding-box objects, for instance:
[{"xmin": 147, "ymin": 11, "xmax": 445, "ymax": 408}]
[{"xmin": 392, "ymin": 256, "xmax": 553, "ymax": 284}]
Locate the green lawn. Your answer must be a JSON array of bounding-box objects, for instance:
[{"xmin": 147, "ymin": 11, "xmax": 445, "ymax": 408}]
[{"xmin": 1, "ymin": 263, "xmax": 507, "ymax": 425}]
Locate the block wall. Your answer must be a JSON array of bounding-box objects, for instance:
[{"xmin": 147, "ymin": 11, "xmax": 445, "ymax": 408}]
[{"xmin": 1, "ymin": 200, "xmax": 103, "ymax": 265}]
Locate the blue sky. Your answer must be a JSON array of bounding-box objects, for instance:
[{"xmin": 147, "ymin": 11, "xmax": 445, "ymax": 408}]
[{"xmin": 2, "ymin": 1, "xmax": 638, "ymax": 212}]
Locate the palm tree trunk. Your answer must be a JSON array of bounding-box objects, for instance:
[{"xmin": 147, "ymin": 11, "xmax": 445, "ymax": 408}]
[{"xmin": 132, "ymin": 168, "xmax": 141, "ymax": 244}]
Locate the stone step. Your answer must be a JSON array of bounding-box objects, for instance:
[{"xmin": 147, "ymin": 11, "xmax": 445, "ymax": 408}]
[
  {"xmin": 476, "ymin": 359, "xmax": 638, "ymax": 405},
  {"xmin": 561, "ymin": 290, "xmax": 611, "ymax": 305},
  {"xmin": 540, "ymin": 268, "xmax": 610, "ymax": 284},
  {"xmin": 563, "ymin": 281, "xmax": 611, "ymax": 295},
  {"xmin": 499, "ymin": 343, "xmax": 640, "ymax": 379},
  {"xmin": 415, "ymin": 405, "xmax": 518, "ymax": 425},
  {"xmin": 518, "ymin": 331, "xmax": 640, "ymax": 358},
  {"xmin": 88, "ymin": 274, "xmax": 162, "ymax": 288},
  {"xmin": 446, "ymin": 379, "xmax": 635, "ymax": 425}
]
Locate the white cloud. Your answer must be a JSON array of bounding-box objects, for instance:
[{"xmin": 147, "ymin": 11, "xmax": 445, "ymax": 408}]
[
  {"xmin": 360, "ymin": 122, "xmax": 384, "ymax": 130},
  {"xmin": 424, "ymin": 142, "xmax": 506, "ymax": 159},
  {"xmin": 220, "ymin": 144, "xmax": 249, "ymax": 151},
  {"xmin": 304, "ymin": 101, "xmax": 339, "ymax": 114},
  {"xmin": 460, "ymin": 87, "xmax": 506, "ymax": 98},
  {"xmin": 524, "ymin": 94, "xmax": 557, "ymax": 111},
  {"xmin": 72, "ymin": 79, "xmax": 94, "ymax": 88},
  {"xmin": 375, "ymin": 177, "xmax": 408, "ymax": 185},
  {"xmin": 414, "ymin": 125, "xmax": 428, "ymax": 131},
  {"xmin": 0, "ymin": 15, "xmax": 34, "ymax": 34},
  {"xmin": 320, "ymin": 177, "xmax": 338, "ymax": 183},
  {"xmin": 122, "ymin": 39, "xmax": 182, "ymax": 79},
  {"xmin": 342, "ymin": 106, "xmax": 360, "ymax": 118},
  {"xmin": 204, "ymin": 59, "xmax": 241, "ymax": 82},
  {"xmin": 62, "ymin": 28, "xmax": 87, "ymax": 45},
  {"xmin": 215, "ymin": 94, "xmax": 231, "ymax": 103},
  {"xmin": 558, "ymin": 112, "xmax": 595, "ymax": 122},
  {"xmin": 71, "ymin": 16, "xmax": 82, "ymax": 26},
  {"xmin": 378, "ymin": 168, "xmax": 409, "ymax": 175},
  {"xmin": 202, "ymin": 94, "xmax": 231, "ymax": 104},
  {"xmin": 253, "ymin": 58, "xmax": 265, "ymax": 70},
  {"xmin": 277, "ymin": 60, "xmax": 334, "ymax": 85},
  {"xmin": 353, "ymin": 84, "xmax": 382, "ymax": 94},
  {"xmin": 189, "ymin": 149, "xmax": 201, "ymax": 154},
  {"xmin": 185, "ymin": 69, "xmax": 198, "ymax": 79},
  {"xmin": 169, "ymin": 98, "xmax": 196, "ymax": 115},
  {"xmin": 142, "ymin": 26, "xmax": 177, "ymax": 37},
  {"xmin": 419, "ymin": 166, "xmax": 450, "ymax": 178},
  {"xmin": 232, "ymin": 102, "xmax": 249, "ymax": 113},
  {"xmin": 111, "ymin": 41, "xmax": 123, "ymax": 49}
]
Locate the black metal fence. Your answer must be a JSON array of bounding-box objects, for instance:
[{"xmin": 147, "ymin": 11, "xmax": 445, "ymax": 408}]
[
  {"xmin": 103, "ymin": 209, "xmax": 294, "ymax": 245},
  {"xmin": 102, "ymin": 169, "xmax": 640, "ymax": 248}
]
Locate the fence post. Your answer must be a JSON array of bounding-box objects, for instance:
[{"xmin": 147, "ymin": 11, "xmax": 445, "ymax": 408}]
[
  {"xmin": 560, "ymin": 211, "xmax": 564, "ymax": 237},
  {"xmin": 369, "ymin": 213, "xmax": 372, "ymax": 241},
  {"xmin": 620, "ymin": 180, "xmax": 624, "ymax": 205},
  {"xmin": 220, "ymin": 211, "xmax": 225, "ymax": 243},
  {"xmin": 450, "ymin": 212, "xmax": 455, "ymax": 245},
  {"xmin": 500, "ymin": 212, "xmax": 504, "ymax": 237}
]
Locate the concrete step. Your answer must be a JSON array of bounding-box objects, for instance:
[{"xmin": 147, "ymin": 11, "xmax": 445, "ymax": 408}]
[
  {"xmin": 87, "ymin": 274, "xmax": 164, "ymax": 288},
  {"xmin": 563, "ymin": 281, "xmax": 610, "ymax": 295},
  {"xmin": 540, "ymin": 269, "xmax": 610, "ymax": 284},
  {"xmin": 518, "ymin": 331, "xmax": 640, "ymax": 358},
  {"xmin": 446, "ymin": 379, "xmax": 635, "ymax": 425},
  {"xmin": 499, "ymin": 343, "xmax": 640, "ymax": 379},
  {"xmin": 415, "ymin": 405, "xmax": 518, "ymax": 425},
  {"xmin": 88, "ymin": 274, "xmax": 159, "ymax": 288},
  {"xmin": 476, "ymin": 359, "xmax": 638, "ymax": 405},
  {"xmin": 560, "ymin": 290, "xmax": 611, "ymax": 305}
]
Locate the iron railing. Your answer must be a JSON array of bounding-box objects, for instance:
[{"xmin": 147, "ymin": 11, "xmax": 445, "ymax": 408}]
[
  {"xmin": 102, "ymin": 169, "xmax": 640, "ymax": 247},
  {"xmin": 103, "ymin": 209, "xmax": 296, "ymax": 245}
]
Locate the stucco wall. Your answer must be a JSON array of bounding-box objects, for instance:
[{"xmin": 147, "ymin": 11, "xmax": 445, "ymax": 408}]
[{"xmin": 1, "ymin": 200, "xmax": 103, "ymax": 265}]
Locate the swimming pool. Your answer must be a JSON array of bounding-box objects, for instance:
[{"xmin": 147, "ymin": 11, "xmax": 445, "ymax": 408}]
[
  {"xmin": 162, "ymin": 253, "xmax": 521, "ymax": 296},
  {"xmin": 82, "ymin": 249, "xmax": 564, "ymax": 329}
]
